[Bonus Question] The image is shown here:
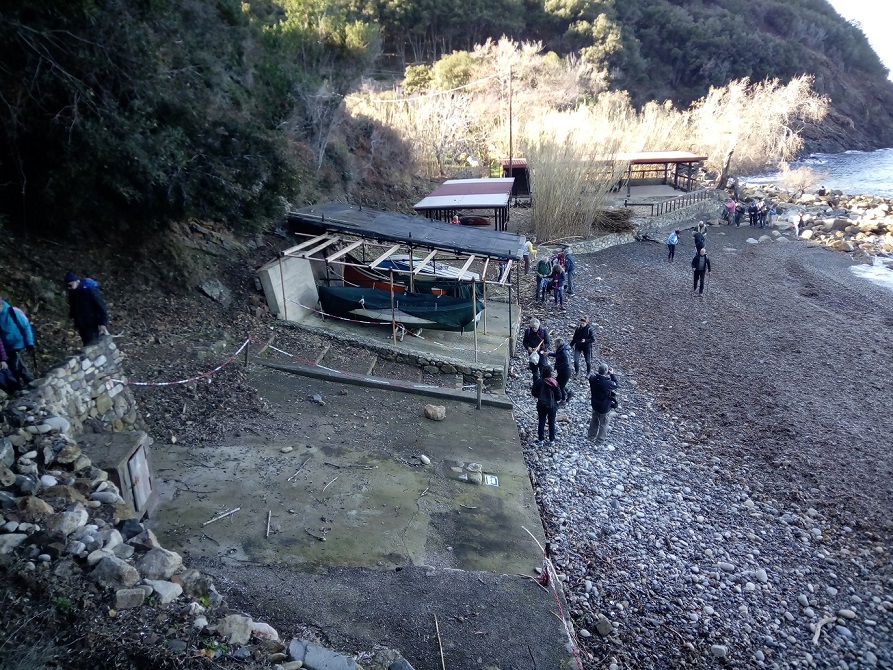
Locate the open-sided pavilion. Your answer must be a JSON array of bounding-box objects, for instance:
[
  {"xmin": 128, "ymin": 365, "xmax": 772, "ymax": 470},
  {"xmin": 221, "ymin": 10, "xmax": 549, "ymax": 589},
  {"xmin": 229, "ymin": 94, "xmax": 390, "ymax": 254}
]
[{"xmin": 413, "ymin": 178, "xmax": 514, "ymax": 231}]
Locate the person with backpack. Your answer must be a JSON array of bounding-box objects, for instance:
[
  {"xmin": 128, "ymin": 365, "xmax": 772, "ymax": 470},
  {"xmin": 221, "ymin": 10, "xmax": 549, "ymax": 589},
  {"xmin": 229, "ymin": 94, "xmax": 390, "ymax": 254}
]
[
  {"xmin": 691, "ymin": 247, "xmax": 711, "ymax": 296},
  {"xmin": 666, "ymin": 229, "xmax": 680, "ymax": 262},
  {"xmin": 65, "ymin": 272, "xmax": 109, "ymax": 346},
  {"xmin": 523, "ymin": 317, "xmax": 550, "ymax": 380},
  {"xmin": 692, "ymin": 222, "xmax": 707, "ymax": 253},
  {"xmin": 571, "ymin": 315, "xmax": 595, "ymax": 377},
  {"xmin": 535, "ymin": 254, "xmax": 552, "ymax": 302},
  {"xmin": 531, "ymin": 365, "xmax": 561, "ymax": 447},
  {"xmin": 548, "ymin": 338, "xmax": 574, "ymax": 405},
  {"xmin": 588, "ymin": 363, "xmax": 618, "ymax": 443},
  {"xmin": 0, "ymin": 294, "xmax": 36, "ymax": 386}
]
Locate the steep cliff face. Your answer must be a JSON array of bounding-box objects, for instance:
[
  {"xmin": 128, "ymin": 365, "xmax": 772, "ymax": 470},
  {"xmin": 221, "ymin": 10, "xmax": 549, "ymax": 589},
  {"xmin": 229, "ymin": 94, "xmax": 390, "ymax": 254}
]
[{"xmin": 803, "ymin": 71, "xmax": 893, "ymax": 152}]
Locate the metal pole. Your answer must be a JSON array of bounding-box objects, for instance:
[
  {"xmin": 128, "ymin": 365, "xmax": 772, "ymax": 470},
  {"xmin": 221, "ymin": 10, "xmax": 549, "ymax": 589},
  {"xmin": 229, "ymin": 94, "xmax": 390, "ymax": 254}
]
[
  {"xmin": 508, "ymin": 65, "xmax": 513, "ymax": 189},
  {"xmin": 472, "ymin": 279, "xmax": 478, "ymax": 363},
  {"xmin": 390, "ymin": 269, "xmax": 397, "ymax": 346}
]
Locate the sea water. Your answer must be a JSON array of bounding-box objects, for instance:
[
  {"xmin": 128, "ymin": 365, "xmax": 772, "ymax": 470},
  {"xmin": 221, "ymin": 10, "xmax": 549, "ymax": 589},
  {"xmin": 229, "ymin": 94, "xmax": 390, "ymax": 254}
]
[
  {"xmin": 748, "ymin": 147, "xmax": 893, "ymax": 293},
  {"xmin": 748, "ymin": 147, "xmax": 893, "ymax": 198}
]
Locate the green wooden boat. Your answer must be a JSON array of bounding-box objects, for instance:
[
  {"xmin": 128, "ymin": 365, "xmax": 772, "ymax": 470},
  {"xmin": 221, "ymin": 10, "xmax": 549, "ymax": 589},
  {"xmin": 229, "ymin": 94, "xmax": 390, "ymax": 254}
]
[{"xmin": 317, "ymin": 285, "xmax": 483, "ymax": 332}]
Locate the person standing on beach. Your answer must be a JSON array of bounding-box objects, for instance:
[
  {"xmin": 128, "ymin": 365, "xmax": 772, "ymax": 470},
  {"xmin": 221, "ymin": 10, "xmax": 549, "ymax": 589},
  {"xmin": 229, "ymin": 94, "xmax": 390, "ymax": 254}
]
[
  {"xmin": 551, "ymin": 263, "xmax": 566, "ymax": 310},
  {"xmin": 548, "ymin": 337, "xmax": 573, "ymax": 405},
  {"xmin": 588, "ymin": 363, "xmax": 618, "ymax": 443},
  {"xmin": 532, "ymin": 366, "xmax": 561, "ymax": 447},
  {"xmin": 693, "ymin": 223, "xmax": 706, "ymax": 253},
  {"xmin": 65, "ymin": 272, "xmax": 109, "ymax": 346},
  {"xmin": 535, "ymin": 254, "xmax": 551, "ymax": 302},
  {"xmin": 524, "ymin": 238, "xmax": 536, "ymax": 274},
  {"xmin": 563, "ymin": 249, "xmax": 576, "ymax": 296},
  {"xmin": 523, "ymin": 318, "xmax": 550, "ymax": 380},
  {"xmin": 571, "ymin": 315, "xmax": 595, "ymax": 377},
  {"xmin": 667, "ymin": 229, "xmax": 680, "ymax": 261},
  {"xmin": 691, "ymin": 248, "xmax": 711, "ymax": 296}
]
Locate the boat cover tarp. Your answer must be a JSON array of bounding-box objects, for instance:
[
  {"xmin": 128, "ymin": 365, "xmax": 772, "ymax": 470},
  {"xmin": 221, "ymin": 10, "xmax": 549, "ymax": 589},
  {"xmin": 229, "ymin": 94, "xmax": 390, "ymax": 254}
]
[
  {"xmin": 318, "ymin": 285, "xmax": 483, "ymax": 332},
  {"xmin": 287, "ymin": 203, "xmax": 525, "ymax": 260}
]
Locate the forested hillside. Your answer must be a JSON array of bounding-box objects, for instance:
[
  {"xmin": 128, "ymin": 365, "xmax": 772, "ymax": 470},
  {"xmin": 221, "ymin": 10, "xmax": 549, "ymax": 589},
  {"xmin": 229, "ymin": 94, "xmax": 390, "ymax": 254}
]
[{"xmin": 2, "ymin": 0, "xmax": 892, "ymax": 236}]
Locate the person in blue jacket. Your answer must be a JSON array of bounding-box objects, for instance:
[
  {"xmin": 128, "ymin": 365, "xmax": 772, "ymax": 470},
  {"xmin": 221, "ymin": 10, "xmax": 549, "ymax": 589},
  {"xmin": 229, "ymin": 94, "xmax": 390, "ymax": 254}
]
[
  {"xmin": 563, "ymin": 249, "xmax": 576, "ymax": 295},
  {"xmin": 667, "ymin": 229, "xmax": 680, "ymax": 262},
  {"xmin": 0, "ymin": 295, "xmax": 36, "ymax": 385},
  {"xmin": 65, "ymin": 272, "xmax": 109, "ymax": 346}
]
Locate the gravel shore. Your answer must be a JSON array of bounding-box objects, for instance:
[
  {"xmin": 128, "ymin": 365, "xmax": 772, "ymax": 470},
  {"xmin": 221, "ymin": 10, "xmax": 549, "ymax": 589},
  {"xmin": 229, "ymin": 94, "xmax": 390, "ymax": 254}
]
[{"xmin": 507, "ymin": 224, "xmax": 893, "ymax": 668}]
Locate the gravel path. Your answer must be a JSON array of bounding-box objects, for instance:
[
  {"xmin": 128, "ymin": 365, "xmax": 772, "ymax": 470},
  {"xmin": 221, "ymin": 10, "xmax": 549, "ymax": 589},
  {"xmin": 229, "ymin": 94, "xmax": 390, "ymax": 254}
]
[{"xmin": 506, "ymin": 225, "xmax": 893, "ymax": 668}]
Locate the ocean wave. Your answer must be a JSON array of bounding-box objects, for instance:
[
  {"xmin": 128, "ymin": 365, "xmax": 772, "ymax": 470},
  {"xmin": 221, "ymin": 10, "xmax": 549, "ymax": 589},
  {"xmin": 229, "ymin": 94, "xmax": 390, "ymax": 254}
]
[{"xmin": 842, "ymin": 149, "xmax": 866, "ymax": 155}]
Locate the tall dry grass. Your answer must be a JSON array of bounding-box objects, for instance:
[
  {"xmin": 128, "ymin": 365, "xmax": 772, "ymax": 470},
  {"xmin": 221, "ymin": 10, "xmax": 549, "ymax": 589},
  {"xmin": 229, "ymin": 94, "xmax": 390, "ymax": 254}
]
[{"xmin": 346, "ymin": 40, "xmax": 828, "ymax": 235}]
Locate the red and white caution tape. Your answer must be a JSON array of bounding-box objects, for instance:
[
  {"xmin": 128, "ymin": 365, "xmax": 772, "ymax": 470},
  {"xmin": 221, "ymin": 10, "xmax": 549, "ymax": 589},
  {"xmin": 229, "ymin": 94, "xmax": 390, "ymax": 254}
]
[{"xmin": 114, "ymin": 339, "xmax": 251, "ymax": 387}]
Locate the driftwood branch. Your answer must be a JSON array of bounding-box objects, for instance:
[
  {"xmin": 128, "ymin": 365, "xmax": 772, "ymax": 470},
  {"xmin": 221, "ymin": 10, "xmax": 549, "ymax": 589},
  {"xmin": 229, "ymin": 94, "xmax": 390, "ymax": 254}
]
[{"xmin": 202, "ymin": 507, "xmax": 240, "ymax": 526}]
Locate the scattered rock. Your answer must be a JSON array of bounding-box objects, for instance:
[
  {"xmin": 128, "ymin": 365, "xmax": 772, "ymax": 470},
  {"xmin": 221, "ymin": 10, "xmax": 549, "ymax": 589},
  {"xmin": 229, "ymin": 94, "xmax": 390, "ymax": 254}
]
[
  {"xmin": 137, "ymin": 547, "xmax": 183, "ymax": 580},
  {"xmin": 424, "ymin": 404, "xmax": 446, "ymax": 421}
]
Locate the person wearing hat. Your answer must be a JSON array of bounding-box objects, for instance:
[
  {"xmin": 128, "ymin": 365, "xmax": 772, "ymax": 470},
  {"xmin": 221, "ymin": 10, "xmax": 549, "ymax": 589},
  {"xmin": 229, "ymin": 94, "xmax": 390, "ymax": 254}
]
[{"xmin": 65, "ymin": 272, "xmax": 109, "ymax": 346}]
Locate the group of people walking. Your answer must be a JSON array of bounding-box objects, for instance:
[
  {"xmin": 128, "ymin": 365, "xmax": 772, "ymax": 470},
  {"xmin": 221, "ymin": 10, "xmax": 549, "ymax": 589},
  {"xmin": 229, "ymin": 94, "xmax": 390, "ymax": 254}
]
[
  {"xmin": 0, "ymin": 272, "xmax": 110, "ymax": 395},
  {"xmin": 522, "ymin": 315, "xmax": 617, "ymax": 447},
  {"xmin": 530, "ymin": 245, "xmax": 575, "ymax": 309}
]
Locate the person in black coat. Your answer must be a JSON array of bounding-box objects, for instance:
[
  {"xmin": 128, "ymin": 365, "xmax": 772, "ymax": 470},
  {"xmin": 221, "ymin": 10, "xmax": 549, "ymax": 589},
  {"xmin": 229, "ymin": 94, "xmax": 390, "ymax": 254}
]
[
  {"xmin": 522, "ymin": 317, "xmax": 550, "ymax": 379},
  {"xmin": 588, "ymin": 363, "xmax": 618, "ymax": 442},
  {"xmin": 691, "ymin": 248, "xmax": 711, "ymax": 295},
  {"xmin": 531, "ymin": 366, "xmax": 561, "ymax": 446},
  {"xmin": 570, "ymin": 315, "xmax": 595, "ymax": 376},
  {"xmin": 65, "ymin": 272, "xmax": 109, "ymax": 346},
  {"xmin": 548, "ymin": 338, "xmax": 573, "ymax": 404}
]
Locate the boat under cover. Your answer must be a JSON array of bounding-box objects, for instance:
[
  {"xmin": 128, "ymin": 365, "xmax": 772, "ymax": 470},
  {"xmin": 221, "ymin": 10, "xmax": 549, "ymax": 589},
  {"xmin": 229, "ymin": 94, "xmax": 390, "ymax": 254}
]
[{"xmin": 317, "ymin": 285, "xmax": 483, "ymax": 332}]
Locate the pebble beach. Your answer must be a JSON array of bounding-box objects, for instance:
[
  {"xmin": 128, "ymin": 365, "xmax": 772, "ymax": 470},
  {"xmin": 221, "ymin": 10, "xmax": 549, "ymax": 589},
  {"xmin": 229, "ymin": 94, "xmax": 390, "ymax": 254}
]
[{"xmin": 506, "ymin": 221, "xmax": 893, "ymax": 669}]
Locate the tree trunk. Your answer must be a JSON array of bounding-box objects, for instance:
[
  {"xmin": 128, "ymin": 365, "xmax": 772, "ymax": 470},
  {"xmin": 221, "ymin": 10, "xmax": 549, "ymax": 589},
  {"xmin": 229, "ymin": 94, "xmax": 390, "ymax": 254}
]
[{"xmin": 716, "ymin": 148, "xmax": 734, "ymax": 190}]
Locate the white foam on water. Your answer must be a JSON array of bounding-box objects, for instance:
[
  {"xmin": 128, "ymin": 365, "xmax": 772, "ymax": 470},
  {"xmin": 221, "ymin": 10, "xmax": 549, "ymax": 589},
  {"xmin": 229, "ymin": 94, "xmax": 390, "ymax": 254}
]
[{"xmin": 850, "ymin": 256, "xmax": 893, "ymax": 293}]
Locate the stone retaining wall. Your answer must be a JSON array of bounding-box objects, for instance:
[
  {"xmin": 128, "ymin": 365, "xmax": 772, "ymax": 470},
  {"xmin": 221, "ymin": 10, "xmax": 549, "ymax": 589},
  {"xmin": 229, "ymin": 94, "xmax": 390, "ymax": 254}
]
[
  {"xmin": 562, "ymin": 196, "xmax": 725, "ymax": 256},
  {"xmin": 2, "ymin": 337, "xmax": 142, "ymax": 435}
]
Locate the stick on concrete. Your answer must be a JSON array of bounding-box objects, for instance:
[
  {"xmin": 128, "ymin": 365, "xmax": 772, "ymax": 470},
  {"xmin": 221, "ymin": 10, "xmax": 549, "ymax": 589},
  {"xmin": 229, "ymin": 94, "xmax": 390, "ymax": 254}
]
[
  {"xmin": 202, "ymin": 507, "xmax": 240, "ymax": 526},
  {"xmin": 266, "ymin": 510, "xmax": 271, "ymax": 538}
]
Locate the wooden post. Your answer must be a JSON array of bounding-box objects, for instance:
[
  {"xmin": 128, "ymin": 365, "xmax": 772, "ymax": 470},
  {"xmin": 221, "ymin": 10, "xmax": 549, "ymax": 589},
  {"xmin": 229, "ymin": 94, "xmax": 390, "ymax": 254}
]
[
  {"xmin": 472, "ymin": 279, "xmax": 478, "ymax": 363},
  {"xmin": 482, "ymin": 277, "xmax": 488, "ymax": 335},
  {"xmin": 244, "ymin": 340, "xmax": 250, "ymax": 369},
  {"xmin": 390, "ymin": 269, "xmax": 397, "ymax": 346},
  {"xmin": 408, "ymin": 246, "xmax": 415, "ymax": 294},
  {"xmin": 278, "ymin": 254, "xmax": 288, "ymax": 321},
  {"xmin": 508, "ymin": 284, "xmax": 515, "ymax": 355},
  {"xmin": 476, "ymin": 375, "xmax": 483, "ymax": 410}
]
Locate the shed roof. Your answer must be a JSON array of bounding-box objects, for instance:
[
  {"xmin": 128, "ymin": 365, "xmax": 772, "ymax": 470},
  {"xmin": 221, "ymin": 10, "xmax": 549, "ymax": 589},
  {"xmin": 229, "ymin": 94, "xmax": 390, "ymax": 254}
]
[
  {"xmin": 414, "ymin": 178, "xmax": 515, "ymax": 210},
  {"xmin": 287, "ymin": 203, "xmax": 526, "ymax": 260},
  {"xmin": 615, "ymin": 151, "xmax": 708, "ymax": 164}
]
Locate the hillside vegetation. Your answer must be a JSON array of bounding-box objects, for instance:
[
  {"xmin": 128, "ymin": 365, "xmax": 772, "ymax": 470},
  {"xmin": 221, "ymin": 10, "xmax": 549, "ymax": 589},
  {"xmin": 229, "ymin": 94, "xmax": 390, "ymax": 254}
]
[{"xmin": 1, "ymin": 0, "xmax": 892, "ymax": 236}]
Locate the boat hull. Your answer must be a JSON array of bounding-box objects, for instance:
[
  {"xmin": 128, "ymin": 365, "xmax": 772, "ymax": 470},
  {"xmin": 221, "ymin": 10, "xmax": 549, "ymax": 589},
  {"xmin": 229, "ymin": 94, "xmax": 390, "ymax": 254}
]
[{"xmin": 317, "ymin": 285, "xmax": 483, "ymax": 332}]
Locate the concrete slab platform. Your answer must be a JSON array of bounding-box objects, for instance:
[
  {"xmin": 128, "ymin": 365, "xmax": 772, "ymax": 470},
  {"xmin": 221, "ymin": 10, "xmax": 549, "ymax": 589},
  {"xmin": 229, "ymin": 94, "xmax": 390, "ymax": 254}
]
[
  {"xmin": 151, "ymin": 366, "xmax": 544, "ymax": 574},
  {"xmin": 149, "ymin": 366, "xmax": 575, "ymax": 668}
]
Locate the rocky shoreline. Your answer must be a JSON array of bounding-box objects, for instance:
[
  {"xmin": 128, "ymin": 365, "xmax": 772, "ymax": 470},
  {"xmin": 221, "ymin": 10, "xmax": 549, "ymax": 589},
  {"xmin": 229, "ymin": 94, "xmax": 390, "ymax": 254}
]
[{"xmin": 506, "ymin": 220, "xmax": 892, "ymax": 668}]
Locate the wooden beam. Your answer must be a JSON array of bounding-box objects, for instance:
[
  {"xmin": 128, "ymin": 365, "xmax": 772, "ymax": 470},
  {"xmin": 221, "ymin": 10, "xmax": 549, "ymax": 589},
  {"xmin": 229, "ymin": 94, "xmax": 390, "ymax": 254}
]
[
  {"xmin": 413, "ymin": 249, "xmax": 438, "ymax": 275},
  {"xmin": 499, "ymin": 260, "xmax": 514, "ymax": 285},
  {"xmin": 369, "ymin": 244, "xmax": 402, "ymax": 269},
  {"xmin": 282, "ymin": 234, "xmax": 331, "ymax": 256},
  {"xmin": 457, "ymin": 254, "xmax": 476, "ymax": 280},
  {"xmin": 298, "ymin": 237, "xmax": 340, "ymax": 258},
  {"xmin": 325, "ymin": 240, "xmax": 364, "ymax": 262}
]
